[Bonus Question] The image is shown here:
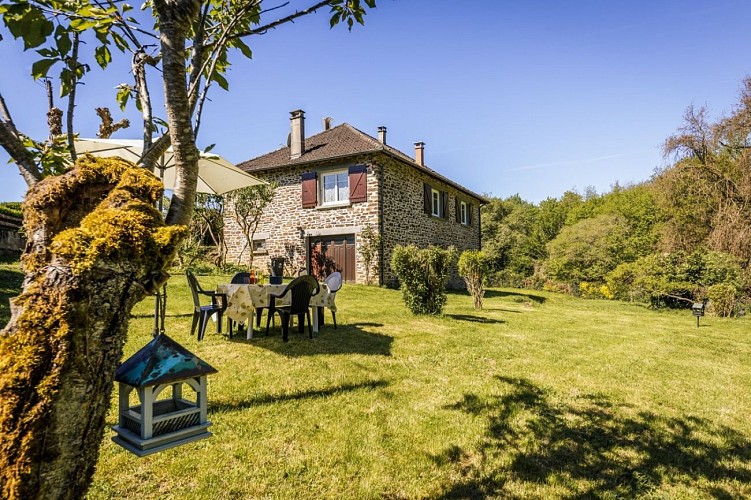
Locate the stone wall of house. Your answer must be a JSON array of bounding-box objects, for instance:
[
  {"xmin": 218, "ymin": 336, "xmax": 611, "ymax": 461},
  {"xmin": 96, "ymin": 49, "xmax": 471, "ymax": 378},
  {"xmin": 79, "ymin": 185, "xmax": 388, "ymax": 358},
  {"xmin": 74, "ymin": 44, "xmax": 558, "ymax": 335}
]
[
  {"xmin": 380, "ymin": 156, "xmax": 482, "ymax": 289},
  {"xmin": 0, "ymin": 213, "xmax": 24, "ymax": 256},
  {"xmin": 225, "ymin": 154, "xmax": 381, "ymax": 283}
]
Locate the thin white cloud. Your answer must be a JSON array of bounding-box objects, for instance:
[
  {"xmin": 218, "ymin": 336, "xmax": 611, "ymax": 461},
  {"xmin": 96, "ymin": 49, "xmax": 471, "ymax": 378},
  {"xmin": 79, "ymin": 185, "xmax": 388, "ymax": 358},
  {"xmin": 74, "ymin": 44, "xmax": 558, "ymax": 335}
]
[{"xmin": 504, "ymin": 152, "xmax": 649, "ymax": 173}]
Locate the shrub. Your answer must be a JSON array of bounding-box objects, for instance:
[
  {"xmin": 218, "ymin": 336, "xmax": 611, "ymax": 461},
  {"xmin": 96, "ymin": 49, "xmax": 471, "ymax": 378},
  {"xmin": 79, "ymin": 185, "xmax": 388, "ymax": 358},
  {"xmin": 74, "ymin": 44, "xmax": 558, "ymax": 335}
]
[
  {"xmin": 390, "ymin": 245, "xmax": 457, "ymax": 315},
  {"xmin": 458, "ymin": 250, "xmax": 487, "ymax": 309},
  {"xmin": 487, "ymin": 269, "xmax": 526, "ymax": 288},
  {"xmin": 577, "ymin": 282, "xmax": 616, "ymax": 300},
  {"xmin": 708, "ymin": 283, "xmax": 737, "ymax": 317},
  {"xmin": 0, "ymin": 202, "xmax": 22, "ymax": 218}
]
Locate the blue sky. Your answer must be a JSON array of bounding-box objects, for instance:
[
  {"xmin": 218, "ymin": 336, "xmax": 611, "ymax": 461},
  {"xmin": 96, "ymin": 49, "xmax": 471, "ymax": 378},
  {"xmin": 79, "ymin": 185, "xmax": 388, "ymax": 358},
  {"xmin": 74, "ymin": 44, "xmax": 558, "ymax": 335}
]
[{"xmin": 2, "ymin": 0, "xmax": 751, "ymax": 202}]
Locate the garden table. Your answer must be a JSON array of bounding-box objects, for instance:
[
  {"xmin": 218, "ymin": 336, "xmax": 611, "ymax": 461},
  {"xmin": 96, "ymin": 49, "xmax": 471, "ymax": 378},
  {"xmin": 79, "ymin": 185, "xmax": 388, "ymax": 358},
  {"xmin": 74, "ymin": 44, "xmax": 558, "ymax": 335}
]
[{"xmin": 216, "ymin": 282, "xmax": 335, "ymax": 339}]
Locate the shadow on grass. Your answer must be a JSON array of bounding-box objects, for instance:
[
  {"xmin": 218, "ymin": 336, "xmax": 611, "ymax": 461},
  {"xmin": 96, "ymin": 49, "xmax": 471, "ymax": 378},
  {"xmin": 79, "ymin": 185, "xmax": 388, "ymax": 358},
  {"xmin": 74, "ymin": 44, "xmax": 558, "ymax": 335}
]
[
  {"xmin": 229, "ymin": 321, "xmax": 393, "ymax": 357},
  {"xmin": 0, "ymin": 267, "xmax": 24, "ymax": 325},
  {"xmin": 445, "ymin": 314, "xmax": 505, "ymax": 325},
  {"xmin": 484, "ymin": 290, "xmax": 547, "ymax": 304},
  {"xmin": 130, "ymin": 312, "xmax": 194, "ymax": 319},
  {"xmin": 435, "ymin": 376, "xmax": 751, "ymax": 498},
  {"xmin": 209, "ymin": 379, "xmax": 388, "ymax": 413}
]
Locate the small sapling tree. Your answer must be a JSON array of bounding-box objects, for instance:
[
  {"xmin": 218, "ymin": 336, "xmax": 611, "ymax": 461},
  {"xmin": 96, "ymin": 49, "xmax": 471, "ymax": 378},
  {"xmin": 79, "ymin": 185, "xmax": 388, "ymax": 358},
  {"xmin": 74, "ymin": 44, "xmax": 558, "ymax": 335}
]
[
  {"xmin": 458, "ymin": 250, "xmax": 488, "ymax": 309},
  {"xmin": 358, "ymin": 224, "xmax": 381, "ymax": 285}
]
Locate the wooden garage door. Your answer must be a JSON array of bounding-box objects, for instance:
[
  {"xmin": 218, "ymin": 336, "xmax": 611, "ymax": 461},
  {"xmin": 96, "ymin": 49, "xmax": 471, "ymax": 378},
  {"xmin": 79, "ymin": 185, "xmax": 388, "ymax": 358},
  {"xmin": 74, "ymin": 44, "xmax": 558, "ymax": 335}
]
[{"xmin": 309, "ymin": 234, "xmax": 356, "ymax": 283}]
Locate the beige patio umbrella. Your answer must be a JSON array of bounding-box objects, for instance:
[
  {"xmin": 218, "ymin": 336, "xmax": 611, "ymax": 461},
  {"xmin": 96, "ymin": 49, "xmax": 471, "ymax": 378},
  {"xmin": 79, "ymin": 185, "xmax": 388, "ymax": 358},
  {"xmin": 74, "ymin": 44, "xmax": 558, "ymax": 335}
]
[
  {"xmin": 74, "ymin": 138, "xmax": 265, "ymax": 194},
  {"xmin": 75, "ymin": 138, "xmax": 265, "ymax": 337}
]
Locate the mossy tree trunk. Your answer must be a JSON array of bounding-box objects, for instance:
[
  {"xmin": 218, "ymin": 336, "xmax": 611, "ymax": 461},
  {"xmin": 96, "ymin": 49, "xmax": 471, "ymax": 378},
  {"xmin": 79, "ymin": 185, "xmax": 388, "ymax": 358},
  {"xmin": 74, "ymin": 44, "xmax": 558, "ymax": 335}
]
[{"xmin": 0, "ymin": 156, "xmax": 187, "ymax": 499}]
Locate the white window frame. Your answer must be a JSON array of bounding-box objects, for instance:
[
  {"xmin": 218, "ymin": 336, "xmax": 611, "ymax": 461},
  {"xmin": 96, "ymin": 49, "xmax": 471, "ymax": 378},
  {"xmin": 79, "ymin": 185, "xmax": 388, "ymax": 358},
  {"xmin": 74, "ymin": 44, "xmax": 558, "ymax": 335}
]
[
  {"xmin": 251, "ymin": 239, "xmax": 267, "ymax": 254},
  {"xmin": 431, "ymin": 188, "xmax": 441, "ymax": 217},
  {"xmin": 460, "ymin": 201, "xmax": 468, "ymax": 225},
  {"xmin": 320, "ymin": 169, "xmax": 349, "ymax": 206}
]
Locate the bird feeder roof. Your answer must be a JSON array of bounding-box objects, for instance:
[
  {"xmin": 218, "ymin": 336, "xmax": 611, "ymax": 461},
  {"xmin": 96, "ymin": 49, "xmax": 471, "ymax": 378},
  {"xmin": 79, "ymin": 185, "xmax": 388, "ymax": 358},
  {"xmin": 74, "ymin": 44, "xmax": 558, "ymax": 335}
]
[{"xmin": 115, "ymin": 334, "xmax": 217, "ymax": 388}]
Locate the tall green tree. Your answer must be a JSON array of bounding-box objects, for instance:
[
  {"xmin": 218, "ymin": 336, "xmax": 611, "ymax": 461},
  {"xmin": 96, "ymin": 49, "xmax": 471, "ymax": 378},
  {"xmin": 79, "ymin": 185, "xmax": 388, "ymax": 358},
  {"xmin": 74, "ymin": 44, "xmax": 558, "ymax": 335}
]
[
  {"xmin": 544, "ymin": 213, "xmax": 631, "ymax": 284},
  {"xmin": 656, "ymin": 79, "xmax": 751, "ymax": 265},
  {"xmin": 0, "ymin": 1, "xmax": 374, "ymax": 497},
  {"xmin": 481, "ymin": 195, "xmax": 538, "ymax": 281}
]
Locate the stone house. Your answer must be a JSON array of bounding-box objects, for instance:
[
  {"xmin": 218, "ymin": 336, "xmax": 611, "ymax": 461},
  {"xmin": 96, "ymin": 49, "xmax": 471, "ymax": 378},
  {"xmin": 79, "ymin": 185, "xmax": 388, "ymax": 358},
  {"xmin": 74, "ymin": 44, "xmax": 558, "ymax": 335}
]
[
  {"xmin": 225, "ymin": 110, "xmax": 485, "ymax": 287},
  {"xmin": 0, "ymin": 212, "xmax": 24, "ymax": 257}
]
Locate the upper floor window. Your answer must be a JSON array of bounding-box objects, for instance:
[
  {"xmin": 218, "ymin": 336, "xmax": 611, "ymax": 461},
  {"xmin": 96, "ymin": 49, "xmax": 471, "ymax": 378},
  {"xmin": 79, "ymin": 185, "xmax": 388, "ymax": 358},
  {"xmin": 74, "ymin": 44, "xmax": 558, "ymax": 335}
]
[
  {"xmin": 423, "ymin": 182, "xmax": 447, "ymax": 219},
  {"xmin": 302, "ymin": 166, "xmax": 366, "ymax": 209},
  {"xmin": 460, "ymin": 201, "xmax": 468, "ymax": 225},
  {"xmin": 431, "ymin": 189, "xmax": 441, "ymax": 217},
  {"xmin": 322, "ymin": 171, "xmax": 349, "ymax": 205}
]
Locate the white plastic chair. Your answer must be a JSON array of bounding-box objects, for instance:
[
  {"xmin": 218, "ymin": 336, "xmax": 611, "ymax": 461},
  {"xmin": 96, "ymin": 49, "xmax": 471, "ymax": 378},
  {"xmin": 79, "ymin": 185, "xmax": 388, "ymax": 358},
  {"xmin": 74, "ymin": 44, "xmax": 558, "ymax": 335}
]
[{"xmin": 323, "ymin": 272, "xmax": 342, "ymax": 328}]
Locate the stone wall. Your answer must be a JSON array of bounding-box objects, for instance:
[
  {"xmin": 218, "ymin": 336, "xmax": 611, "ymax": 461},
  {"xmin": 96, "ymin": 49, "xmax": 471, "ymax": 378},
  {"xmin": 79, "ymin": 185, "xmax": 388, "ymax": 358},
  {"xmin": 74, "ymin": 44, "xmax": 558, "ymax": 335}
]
[
  {"xmin": 0, "ymin": 213, "xmax": 24, "ymax": 256},
  {"xmin": 380, "ymin": 156, "xmax": 481, "ymax": 288},
  {"xmin": 224, "ymin": 152, "xmax": 482, "ymax": 287},
  {"xmin": 225, "ymin": 154, "xmax": 381, "ymax": 282}
]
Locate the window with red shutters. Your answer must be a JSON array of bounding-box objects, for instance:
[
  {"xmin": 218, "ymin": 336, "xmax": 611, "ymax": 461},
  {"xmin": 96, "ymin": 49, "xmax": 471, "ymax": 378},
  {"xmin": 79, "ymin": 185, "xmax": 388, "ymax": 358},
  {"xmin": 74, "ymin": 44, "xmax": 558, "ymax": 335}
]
[
  {"xmin": 301, "ymin": 172, "xmax": 317, "ymax": 208},
  {"xmin": 348, "ymin": 165, "xmax": 367, "ymax": 203}
]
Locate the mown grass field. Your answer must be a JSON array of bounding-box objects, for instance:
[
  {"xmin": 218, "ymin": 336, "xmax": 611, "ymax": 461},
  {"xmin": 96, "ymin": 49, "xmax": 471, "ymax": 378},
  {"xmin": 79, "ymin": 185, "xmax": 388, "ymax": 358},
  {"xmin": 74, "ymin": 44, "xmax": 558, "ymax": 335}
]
[{"xmin": 2, "ymin": 261, "xmax": 751, "ymax": 498}]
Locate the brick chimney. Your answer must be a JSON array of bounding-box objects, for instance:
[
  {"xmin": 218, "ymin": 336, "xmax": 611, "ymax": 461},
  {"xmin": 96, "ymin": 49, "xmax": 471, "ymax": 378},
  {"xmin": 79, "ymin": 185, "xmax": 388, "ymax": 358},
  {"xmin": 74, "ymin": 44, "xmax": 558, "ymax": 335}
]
[
  {"xmin": 323, "ymin": 116, "xmax": 333, "ymax": 130},
  {"xmin": 290, "ymin": 109, "xmax": 305, "ymax": 159},
  {"xmin": 378, "ymin": 126, "xmax": 387, "ymax": 145},
  {"xmin": 414, "ymin": 141, "xmax": 425, "ymax": 166}
]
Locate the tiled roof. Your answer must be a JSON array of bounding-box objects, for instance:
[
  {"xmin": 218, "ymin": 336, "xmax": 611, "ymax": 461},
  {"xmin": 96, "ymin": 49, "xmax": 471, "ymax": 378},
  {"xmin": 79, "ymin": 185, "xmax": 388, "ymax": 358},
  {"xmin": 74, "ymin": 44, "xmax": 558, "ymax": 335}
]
[{"xmin": 237, "ymin": 123, "xmax": 485, "ymax": 202}]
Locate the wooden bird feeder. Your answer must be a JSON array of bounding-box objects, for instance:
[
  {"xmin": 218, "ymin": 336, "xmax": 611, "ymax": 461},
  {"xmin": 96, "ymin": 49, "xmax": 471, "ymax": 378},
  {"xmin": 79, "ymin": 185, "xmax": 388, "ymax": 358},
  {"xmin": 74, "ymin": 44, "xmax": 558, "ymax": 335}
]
[{"xmin": 111, "ymin": 334, "xmax": 217, "ymax": 456}]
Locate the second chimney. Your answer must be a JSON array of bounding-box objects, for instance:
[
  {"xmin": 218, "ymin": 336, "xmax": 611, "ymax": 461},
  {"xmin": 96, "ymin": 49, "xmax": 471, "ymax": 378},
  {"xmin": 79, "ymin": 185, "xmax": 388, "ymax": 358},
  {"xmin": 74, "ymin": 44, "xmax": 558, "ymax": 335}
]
[
  {"xmin": 290, "ymin": 109, "xmax": 305, "ymax": 159},
  {"xmin": 378, "ymin": 126, "xmax": 387, "ymax": 145},
  {"xmin": 414, "ymin": 141, "xmax": 425, "ymax": 166}
]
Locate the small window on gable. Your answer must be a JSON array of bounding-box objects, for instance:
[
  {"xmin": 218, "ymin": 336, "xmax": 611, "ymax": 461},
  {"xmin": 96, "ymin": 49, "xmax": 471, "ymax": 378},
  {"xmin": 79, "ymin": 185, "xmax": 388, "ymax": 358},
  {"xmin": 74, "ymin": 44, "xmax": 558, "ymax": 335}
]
[
  {"xmin": 460, "ymin": 201, "xmax": 468, "ymax": 225},
  {"xmin": 431, "ymin": 189, "xmax": 441, "ymax": 217},
  {"xmin": 321, "ymin": 170, "xmax": 349, "ymax": 205}
]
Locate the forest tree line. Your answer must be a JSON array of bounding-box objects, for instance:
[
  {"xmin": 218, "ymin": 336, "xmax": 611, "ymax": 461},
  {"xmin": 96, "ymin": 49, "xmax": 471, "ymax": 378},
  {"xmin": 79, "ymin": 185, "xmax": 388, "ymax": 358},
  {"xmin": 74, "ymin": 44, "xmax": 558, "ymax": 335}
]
[{"xmin": 480, "ymin": 78, "xmax": 751, "ymax": 316}]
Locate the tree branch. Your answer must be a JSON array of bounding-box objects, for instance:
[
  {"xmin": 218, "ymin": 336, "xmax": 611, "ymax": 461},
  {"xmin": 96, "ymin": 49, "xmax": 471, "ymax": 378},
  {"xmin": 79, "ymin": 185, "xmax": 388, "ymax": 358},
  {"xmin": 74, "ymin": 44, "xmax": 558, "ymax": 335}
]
[
  {"xmin": 0, "ymin": 92, "xmax": 19, "ymax": 135},
  {"xmin": 229, "ymin": 0, "xmax": 330, "ymax": 40},
  {"xmin": 132, "ymin": 48, "xmax": 157, "ymax": 149},
  {"xmin": 0, "ymin": 119, "xmax": 42, "ymax": 186},
  {"xmin": 66, "ymin": 32, "xmax": 80, "ymax": 161}
]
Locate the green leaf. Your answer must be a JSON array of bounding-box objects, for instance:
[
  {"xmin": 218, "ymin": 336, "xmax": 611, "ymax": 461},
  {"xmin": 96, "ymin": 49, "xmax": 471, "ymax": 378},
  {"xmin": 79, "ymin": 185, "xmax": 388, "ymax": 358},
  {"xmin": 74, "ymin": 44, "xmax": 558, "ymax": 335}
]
[
  {"xmin": 111, "ymin": 32, "xmax": 129, "ymax": 52},
  {"xmin": 70, "ymin": 18, "xmax": 99, "ymax": 31},
  {"xmin": 122, "ymin": 3, "xmax": 133, "ymax": 12},
  {"xmin": 31, "ymin": 58, "xmax": 58, "ymax": 79},
  {"xmin": 116, "ymin": 84, "xmax": 131, "ymax": 111},
  {"xmin": 6, "ymin": 5, "xmax": 54, "ymax": 49},
  {"xmin": 212, "ymin": 72, "xmax": 229, "ymax": 91},
  {"xmin": 329, "ymin": 12, "xmax": 341, "ymax": 28},
  {"xmin": 54, "ymin": 26, "xmax": 72, "ymax": 55},
  {"xmin": 36, "ymin": 47, "xmax": 57, "ymax": 58},
  {"xmin": 203, "ymin": 143, "xmax": 216, "ymax": 153},
  {"xmin": 95, "ymin": 45, "xmax": 111, "ymax": 68},
  {"xmin": 59, "ymin": 68, "xmax": 71, "ymax": 97},
  {"xmin": 233, "ymin": 38, "xmax": 252, "ymax": 59}
]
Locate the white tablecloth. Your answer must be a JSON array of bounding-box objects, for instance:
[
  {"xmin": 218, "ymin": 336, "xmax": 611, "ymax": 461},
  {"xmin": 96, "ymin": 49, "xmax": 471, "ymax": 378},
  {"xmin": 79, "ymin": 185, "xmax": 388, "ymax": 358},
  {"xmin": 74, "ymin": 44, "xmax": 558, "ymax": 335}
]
[{"xmin": 216, "ymin": 283, "xmax": 336, "ymax": 339}]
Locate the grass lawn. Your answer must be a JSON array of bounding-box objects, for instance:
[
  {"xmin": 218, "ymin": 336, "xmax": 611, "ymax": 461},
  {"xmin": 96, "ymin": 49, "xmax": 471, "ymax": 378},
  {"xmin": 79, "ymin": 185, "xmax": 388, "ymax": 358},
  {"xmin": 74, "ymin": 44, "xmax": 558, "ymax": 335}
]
[{"xmin": 2, "ymin": 261, "xmax": 751, "ymax": 498}]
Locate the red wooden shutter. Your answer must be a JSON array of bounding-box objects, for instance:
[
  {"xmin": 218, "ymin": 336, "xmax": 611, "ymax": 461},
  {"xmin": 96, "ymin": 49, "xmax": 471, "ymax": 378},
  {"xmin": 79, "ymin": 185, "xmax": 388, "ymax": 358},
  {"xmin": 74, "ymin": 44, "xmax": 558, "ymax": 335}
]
[
  {"xmin": 468, "ymin": 203, "xmax": 473, "ymax": 226},
  {"xmin": 455, "ymin": 197, "xmax": 461, "ymax": 223},
  {"xmin": 301, "ymin": 172, "xmax": 317, "ymax": 208},
  {"xmin": 348, "ymin": 165, "xmax": 367, "ymax": 203},
  {"xmin": 441, "ymin": 191, "xmax": 448, "ymax": 219}
]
